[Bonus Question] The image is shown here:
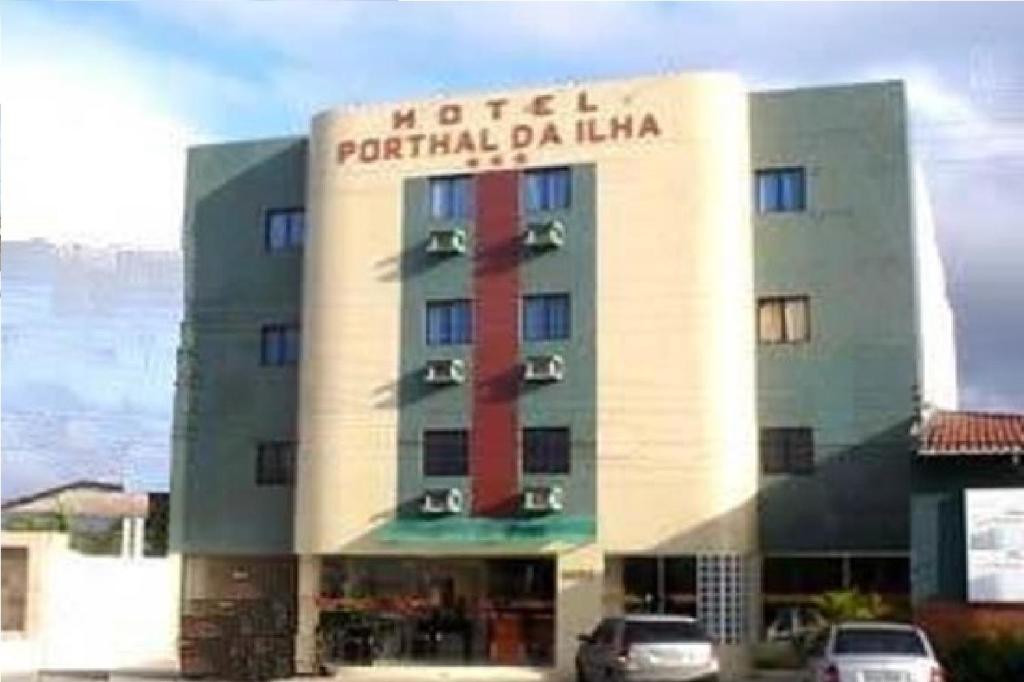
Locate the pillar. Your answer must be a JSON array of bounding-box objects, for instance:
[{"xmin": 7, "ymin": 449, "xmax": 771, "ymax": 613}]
[
  {"xmin": 555, "ymin": 545, "xmax": 604, "ymax": 677},
  {"xmin": 294, "ymin": 554, "xmax": 321, "ymax": 674}
]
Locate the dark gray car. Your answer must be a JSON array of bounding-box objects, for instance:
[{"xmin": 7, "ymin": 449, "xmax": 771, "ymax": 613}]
[{"xmin": 576, "ymin": 615, "xmax": 720, "ymax": 682}]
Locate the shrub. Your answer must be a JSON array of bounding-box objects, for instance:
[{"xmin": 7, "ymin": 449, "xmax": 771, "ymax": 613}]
[{"xmin": 938, "ymin": 633, "xmax": 1024, "ymax": 682}]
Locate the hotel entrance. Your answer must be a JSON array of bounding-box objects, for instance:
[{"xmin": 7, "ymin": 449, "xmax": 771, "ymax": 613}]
[{"xmin": 316, "ymin": 557, "xmax": 555, "ymax": 667}]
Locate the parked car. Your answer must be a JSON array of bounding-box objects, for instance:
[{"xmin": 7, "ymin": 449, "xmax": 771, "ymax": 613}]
[
  {"xmin": 804, "ymin": 621, "xmax": 944, "ymax": 682},
  {"xmin": 576, "ymin": 614, "xmax": 719, "ymax": 682}
]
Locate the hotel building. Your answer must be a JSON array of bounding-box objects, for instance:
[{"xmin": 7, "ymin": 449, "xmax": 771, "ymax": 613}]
[{"xmin": 169, "ymin": 73, "xmax": 957, "ymax": 678}]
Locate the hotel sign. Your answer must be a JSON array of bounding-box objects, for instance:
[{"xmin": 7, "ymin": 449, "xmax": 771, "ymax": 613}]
[{"xmin": 336, "ymin": 90, "xmax": 662, "ymax": 169}]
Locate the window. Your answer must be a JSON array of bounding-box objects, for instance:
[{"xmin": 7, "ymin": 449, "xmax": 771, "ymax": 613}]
[
  {"xmin": 757, "ymin": 296, "xmax": 810, "ymax": 344},
  {"xmin": 523, "ymin": 293, "xmax": 570, "ymax": 341},
  {"xmin": 265, "ymin": 208, "xmax": 305, "ymax": 251},
  {"xmin": 423, "ymin": 430, "xmax": 469, "ymax": 477},
  {"xmin": 760, "ymin": 427, "xmax": 815, "ymax": 475},
  {"xmin": 833, "ymin": 628, "xmax": 927, "ymax": 656},
  {"xmin": 256, "ymin": 441, "xmax": 295, "ymax": 486},
  {"xmin": 755, "ymin": 168, "xmax": 806, "ymax": 213},
  {"xmin": 426, "ymin": 299, "xmax": 472, "ymax": 345},
  {"xmin": 523, "ymin": 427, "xmax": 570, "ymax": 474},
  {"xmin": 261, "ymin": 324, "xmax": 300, "ymax": 365},
  {"xmin": 2, "ymin": 547, "xmax": 28, "ymax": 632},
  {"xmin": 524, "ymin": 167, "xmax": 571, "ymax": 212},
  {"xmin": 429, "ymin": 176, "xmax": 472, "ymax": 220}
]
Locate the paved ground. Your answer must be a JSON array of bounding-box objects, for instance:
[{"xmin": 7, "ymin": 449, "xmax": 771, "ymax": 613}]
[{"xmin": 5, "ymin": 673, "xmax": 805, "ymax": 682}]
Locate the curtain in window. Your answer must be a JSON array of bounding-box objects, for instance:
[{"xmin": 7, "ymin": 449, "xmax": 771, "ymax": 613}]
[
  {"xmin": 783, "ymin": 298, "xmax": 808, "ymax": 342},
  {"xmin": 524, "ymin": 295, "xmax": 570, "ymax": 341},
  {"xmin": 758, "ymin": 301, "xmax": 784, "ymax": 343},
  {"xmin": 525, "ymin": 169, "xmax": 571, "ymax": 212},
  {"xmin": 288, "ymin": 211, "xmax": 305, "ymax": 247},
  {"xmin": 757, "ymin": 173, "xmax": 779, "ymax": 213},
  {"xmin": 427, "ymin": 301, "xmax": 471, "ymax": 345},
  {"xmin": 429, "ymin": 178, "xmax": 471, "ymax": 220},
  {"xmin": 283, "ymin": 326, "xmax": 301, "ymax": 363},
  {"xmin": 430, "ymin": 180, "xmax": 449, "ymax": 220},
  {"xmin": 779, "ymin": 170, "xmax": 805, "ymax": 211}
]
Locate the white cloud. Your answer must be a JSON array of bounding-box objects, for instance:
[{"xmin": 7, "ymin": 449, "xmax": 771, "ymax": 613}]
[{"xmin": 0, "ymin": 8, "xmax": 224, "ymax": 250}]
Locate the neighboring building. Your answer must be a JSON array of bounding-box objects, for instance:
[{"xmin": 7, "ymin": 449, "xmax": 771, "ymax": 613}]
[
  {"xmin": 911, "ymin": 410, "xmax": 1024, "ymax": 604},
  {"xmin": 1, "ymin": 530, "xmax": 178, "ymax": 674},
  {"xmin": 4, "ymin": 481, "xmax": 167, "ymax": 557},
  {"xmin": 2, "ymin": 480, "xmax": 169, "ymax": 557},
  {"xmin": 170, "ymin": 73, "xmax": 957, "ymax": 678}
]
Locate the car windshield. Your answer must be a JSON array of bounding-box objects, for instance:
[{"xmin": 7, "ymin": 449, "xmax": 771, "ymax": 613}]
[
  {"xmin": 833, "ymin": 628, "xmax": 926, "ymax": 656},
  {"xmin": 625, "ymin": 620, "xmax": 710, "ymax": 644}
]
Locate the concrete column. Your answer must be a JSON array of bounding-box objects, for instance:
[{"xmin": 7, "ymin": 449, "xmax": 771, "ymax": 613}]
[
  {"xmin": 133, "ymin": 518, "xmax": 146, "ymax": 558},
  {"xmin": 121, "ymin": 518, "xmax": 133, "ymax": 558},
  {"xmin": 294, "ymin": 554, "xmax": 321, "ymax": 674},
  {"xmin": 555, "ymin": 545, "xmax": 604, "ymax": 677}
]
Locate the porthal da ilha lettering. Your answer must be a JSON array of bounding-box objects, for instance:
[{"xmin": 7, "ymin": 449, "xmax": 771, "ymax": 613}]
[{"xmin": 336, "ymin": 90, "xmax": 661, "ymax": 165}]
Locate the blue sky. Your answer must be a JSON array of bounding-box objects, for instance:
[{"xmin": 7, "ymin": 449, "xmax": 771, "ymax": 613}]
[{"xmin": 2, "ymin": 2, "xmax": 1023, "ymax": 497}]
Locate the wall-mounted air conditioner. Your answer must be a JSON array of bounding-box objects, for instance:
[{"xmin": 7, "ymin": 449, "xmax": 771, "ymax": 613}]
[
  {"xmin": 426, "ymin": 228, "xmax": 468, "ymax": 255},
  {"xmin": 523, "ymin": 354, "xmax": 564, "ymax": 383},
  {"xmin": 522, "ymin": 485, "xmax": 564, "ymax": 513},
  {"xmin": 523, "ymin": 220, "xmax": 565, "ymax": 250},
  {"xmin": 424, "ymin": 358, "xmax": 466, "ymax": 385},
  {"xmin": 421, "ymin": 488, "xmax": 463, "ymax": 515}
]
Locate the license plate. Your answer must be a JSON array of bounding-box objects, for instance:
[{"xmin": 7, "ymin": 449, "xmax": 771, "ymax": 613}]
[{"xmin": 864, "ymin": 672, "xmax": 904, "ymax": 682}]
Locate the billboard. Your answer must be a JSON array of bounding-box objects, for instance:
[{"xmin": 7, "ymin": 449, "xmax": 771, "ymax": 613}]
[{"xmin": 965, "ymin": 488, "xmax": 1024, "ymax": 602}]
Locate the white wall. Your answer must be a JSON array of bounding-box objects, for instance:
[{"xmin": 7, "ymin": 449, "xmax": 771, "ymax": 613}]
[
  {"xmin": 913, "ymin": 166, "xmax": 959, "ymax": 410},
  {"xmin": 1, "ymin": 533, "xmax": 179, "ymax": 673}
]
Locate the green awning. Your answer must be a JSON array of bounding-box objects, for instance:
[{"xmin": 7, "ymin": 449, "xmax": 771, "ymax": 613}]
[{"xmin": 376, "ymin": 515, "xmax": 595, "ymax": 546}]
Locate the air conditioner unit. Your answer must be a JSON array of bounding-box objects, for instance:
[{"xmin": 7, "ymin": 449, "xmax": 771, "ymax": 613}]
[
  {"xmin": 523, "ymin": 220, "xmax": 565, "ymax": 250},
  {"xmin": 424, "ymin": 358, "xmax": 466, "ymax": 385},
  {"xmin": 522, "ymin": 485, "xmax": 564, "ymax": 513},
  {"xmin": 426, "ymin": 228, "xmax": 467, "ymax": 255},
  {"xmin": 523, "ymin": 354, "xmax": 564, "ymax": 383},
  {"xmin": 421, "ymin": 488, "xmax": 464, "ymax": 515}
]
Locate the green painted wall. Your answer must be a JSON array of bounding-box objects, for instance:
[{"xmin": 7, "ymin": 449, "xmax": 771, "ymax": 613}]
[
  {"xmin": 170, "ymin": 138, "xmax": 306, "ymax": 554},
  {"xmin": 518, "ymin": 165, "xmax": 597, "ymax": 520},
  {"xmin": 751, "ymin": 82, "xmax": 919, "ymax": 553},
  {"xmin": 393, "ymin": 166, "xmax": 596, "ymax": 532},
  {"xmin": 911, "ymin": 458, "xmax": 1024, "ymax": 602}
]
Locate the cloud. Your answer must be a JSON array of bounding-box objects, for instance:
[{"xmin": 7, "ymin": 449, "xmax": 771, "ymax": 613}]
[{"xmin": 0, "ymin": 4, "xmax": 259, "ymax": 249}]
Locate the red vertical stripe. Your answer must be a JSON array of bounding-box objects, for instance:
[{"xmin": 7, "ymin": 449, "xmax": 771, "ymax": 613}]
[{"xmin": 472, "ymin": 170, "xmax": 520, "ymax": 516}]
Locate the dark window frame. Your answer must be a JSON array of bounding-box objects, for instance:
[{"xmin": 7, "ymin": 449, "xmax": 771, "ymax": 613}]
[
  {"xmin": 264, "ymin": 207, "xmax": 305, "ymax": 251},
  {"xmin": 760, "ymin": 427, "xmax": 815, "ymax": 475},
  {"xmin": 256, "ymin": 441, "xmax": 296, "ymax": 486},
  {"xmin": 522, "ymin": 293, "xmax": 571, "ymax": 342},
  {"xmin": 755, "ymin": 167, "xmax": 806, "ymax": 214},
  {"xmin": 260, "ymin": 323, "xmax": 300, "ymax": 366},
  {"xmin": 428, "ymin": 175, "xmax": 474, "ymax": 221},
  {"xmin": 423, "ymin": 429, "xmax": 469, "ymax": 477},
  {"xmin": 522, "ymin": 427, "xmax": 571, "ymax": 475},
  {"xmin": 757, "ymin": 295, "xmax": 811, "ymax": 344},
  {"xmin": 425, "ymin": 299, "xmax": 473, "ymax": 346},
  {"xmin": 523, "ymin": 166, "xmax": 573, "ymax": 213}
]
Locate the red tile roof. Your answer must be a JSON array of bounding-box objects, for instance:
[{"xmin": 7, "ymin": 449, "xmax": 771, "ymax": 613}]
[{"xmin": 920, "ymin": 410, "xmax": 1024, "ymax": 456}]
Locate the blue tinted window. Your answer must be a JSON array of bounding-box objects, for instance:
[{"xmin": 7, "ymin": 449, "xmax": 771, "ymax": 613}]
[
  {"xmin": 755, "ymin": 168, "xmax": 806, "ymax": 213},
  {"xmin": 426, "ymin": 300, "xmax": 473, "ymax": 345},
  {"xmin": 261, "ymin": 324, "xmax": 300, "ymax": 365},
  {"xmin": 429, "ymin": 176, "xmax": 472, "ymax": 220},
  {"xmin": 265, "ymin": 208, "xmax": 305, "ymax": 250},
  {"xmin": 523, "ymin": 294, "xmax": 570, "ymax": 341},
  {"xmin": 525, "ymin": 168, "xmax": 571, "ymax": 212}
]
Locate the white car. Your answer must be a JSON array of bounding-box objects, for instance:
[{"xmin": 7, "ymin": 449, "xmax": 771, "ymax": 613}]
[
  {"xmin": 575, "ymin": 614, "xmax": 719, "ymax": 682},
  {"xmin": 805, "ymin": 621, "xmax": 944, "ymax": 682}
]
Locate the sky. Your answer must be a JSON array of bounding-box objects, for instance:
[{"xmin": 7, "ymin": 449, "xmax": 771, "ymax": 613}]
[{"xmin": 1, "ymin": 1, "xmax": 1023, "ymax": 492}]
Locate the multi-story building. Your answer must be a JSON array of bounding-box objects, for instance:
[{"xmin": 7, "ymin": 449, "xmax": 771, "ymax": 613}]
[{"xmin": 169, "ymin": 73, "xmax": 956, "ymax": 678}]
